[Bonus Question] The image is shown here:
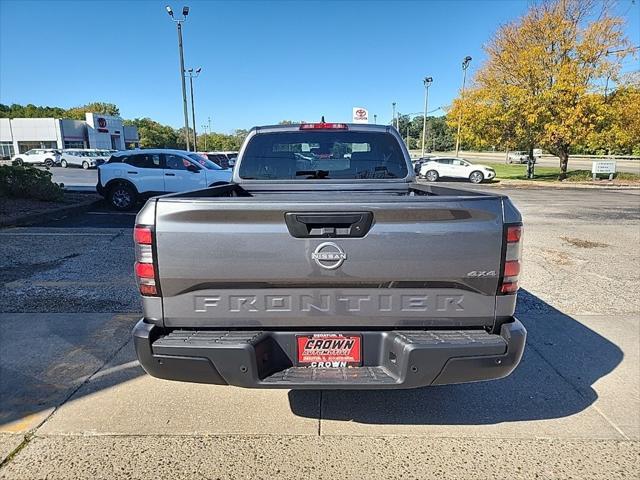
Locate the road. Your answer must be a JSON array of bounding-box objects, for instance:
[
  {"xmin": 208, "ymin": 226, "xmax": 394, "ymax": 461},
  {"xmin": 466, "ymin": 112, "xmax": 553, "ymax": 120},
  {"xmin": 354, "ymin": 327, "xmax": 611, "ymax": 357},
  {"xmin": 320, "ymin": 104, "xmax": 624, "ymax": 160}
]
[
  {"xmin": 410, "ymin": 150, "xmax": 640, "ymax": 174},
  {"xmin": 0, "ymin": 186, "xmax": 638, "ymax": 479},
  {"xmin": 47, "ymin": 159, "xmax": 639, "ymax": 194}
]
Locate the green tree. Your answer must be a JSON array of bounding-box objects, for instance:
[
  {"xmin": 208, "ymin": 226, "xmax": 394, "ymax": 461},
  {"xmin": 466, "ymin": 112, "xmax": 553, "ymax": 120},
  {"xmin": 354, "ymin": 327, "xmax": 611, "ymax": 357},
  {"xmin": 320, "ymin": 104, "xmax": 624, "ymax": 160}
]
[
  {"xmin": 65, "ymin": 102, "xmax": 120, "ymax": 120},
  {"xmin": 0, "ymin": 103, "xmax": 66, "ymax": 118},
  {"xmin": 124, "ymin": 118, "xmax": 180, "ymax": 149}
]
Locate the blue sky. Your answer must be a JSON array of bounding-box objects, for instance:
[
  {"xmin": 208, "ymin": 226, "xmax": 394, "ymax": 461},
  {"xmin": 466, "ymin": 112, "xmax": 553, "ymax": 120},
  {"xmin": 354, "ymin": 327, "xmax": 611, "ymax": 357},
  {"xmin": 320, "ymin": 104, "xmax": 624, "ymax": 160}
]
[{"xmin": 1, "ymin": 0, "xmax": 638, "ymax": 133}]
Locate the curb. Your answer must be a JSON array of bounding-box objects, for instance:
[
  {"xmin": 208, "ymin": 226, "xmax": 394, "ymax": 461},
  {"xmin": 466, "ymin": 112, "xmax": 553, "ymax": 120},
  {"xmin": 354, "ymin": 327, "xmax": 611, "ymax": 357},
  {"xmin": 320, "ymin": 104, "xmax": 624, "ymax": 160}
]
[
  {"xmin": 486, "ymin": 180, "xmax": 640, "ymax": 190},
  {"xmin": 0, "ymin": 198, "xmax": 102, "ymax": 228}
]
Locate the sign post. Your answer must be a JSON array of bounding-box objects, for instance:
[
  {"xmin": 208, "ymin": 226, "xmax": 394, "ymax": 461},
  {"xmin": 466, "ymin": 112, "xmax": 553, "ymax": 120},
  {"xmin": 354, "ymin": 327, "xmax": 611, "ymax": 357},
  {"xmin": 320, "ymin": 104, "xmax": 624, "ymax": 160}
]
[
  {"xmin": 591, "ymin": 161, "xmax": 616, "ymax": 181},
  {"xmin": 352, "ymin": 107, "xmax": 369, "ymax": 124}
]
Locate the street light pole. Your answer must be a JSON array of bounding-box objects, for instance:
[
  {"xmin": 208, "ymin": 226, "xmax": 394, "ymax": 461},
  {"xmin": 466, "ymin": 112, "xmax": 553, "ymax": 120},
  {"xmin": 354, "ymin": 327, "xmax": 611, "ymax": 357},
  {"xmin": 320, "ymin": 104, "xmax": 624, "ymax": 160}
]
[
  {"xmin": 201, "ymin": 124, "xmax": 208, "ymax": 150},
  {"xmin": 186, "ymin": 67, "xmax": 201, "ymax": 151},
  {"xmin": 166, "ymin": 5, "xmax": 191, "ymax": 151},
  {"xmin": 455, "ymin": 56, "xmax": 472, "ymax": 157},
  {"xmin": 373, "ymin": 114, "xmax": 377, "ymax": 124},
  {"xmin": 421, "ymin": 76, "xmax": 433, "ymax": 158}
]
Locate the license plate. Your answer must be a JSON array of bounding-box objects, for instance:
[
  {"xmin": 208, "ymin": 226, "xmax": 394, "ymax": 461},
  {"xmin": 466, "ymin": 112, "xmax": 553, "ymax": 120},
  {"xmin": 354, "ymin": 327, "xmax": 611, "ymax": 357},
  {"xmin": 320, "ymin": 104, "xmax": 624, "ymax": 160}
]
[{"xmin": 296, "ymin": 334, "xmax": 361, "ymax": 367}]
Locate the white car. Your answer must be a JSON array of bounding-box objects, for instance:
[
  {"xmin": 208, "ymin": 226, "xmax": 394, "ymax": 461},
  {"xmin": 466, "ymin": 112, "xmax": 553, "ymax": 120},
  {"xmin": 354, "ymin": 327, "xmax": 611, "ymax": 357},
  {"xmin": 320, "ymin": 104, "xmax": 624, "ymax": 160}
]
[
  {"xmin": 97, "ymin": 149, "xmax": 233, "ymax": 210},
  {"xmin": 419, "ymin": 157, "xmax": 496, "ymax": 184},
  {"xmin": 60, "ymin": 149, "xmax": 108, "ymax": 169},
  {"xmin": 507, "ymin": 149, "xmax": 537, "ymax": 163},
  {"xmin": 11, "ymin": 149, "xmax": 61, "ymax": 167}
]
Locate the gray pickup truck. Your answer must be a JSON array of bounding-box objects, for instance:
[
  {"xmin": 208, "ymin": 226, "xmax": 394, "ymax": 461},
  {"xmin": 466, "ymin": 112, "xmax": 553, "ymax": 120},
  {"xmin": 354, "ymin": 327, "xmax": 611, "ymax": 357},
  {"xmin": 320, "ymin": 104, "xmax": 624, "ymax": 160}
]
[{"xmin": 132, "ymin": 122, "xmax": 525, "ymax": 389}]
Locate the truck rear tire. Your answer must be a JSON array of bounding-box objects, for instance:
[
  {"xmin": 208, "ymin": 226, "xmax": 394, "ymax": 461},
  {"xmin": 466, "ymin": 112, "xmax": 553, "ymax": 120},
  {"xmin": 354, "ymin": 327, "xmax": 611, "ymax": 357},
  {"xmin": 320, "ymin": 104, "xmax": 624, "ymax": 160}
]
[{"xmin": 108, "ymin": 183, "xmax": 137, "ymax": 211}]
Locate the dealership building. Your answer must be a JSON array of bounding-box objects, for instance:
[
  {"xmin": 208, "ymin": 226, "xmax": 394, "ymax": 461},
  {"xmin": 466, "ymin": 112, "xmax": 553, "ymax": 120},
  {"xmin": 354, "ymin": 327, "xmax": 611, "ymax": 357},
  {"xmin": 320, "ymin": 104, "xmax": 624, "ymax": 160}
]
[{"xmin": 0, "ymin": 113, "xmax": 139, "ymax": 158}]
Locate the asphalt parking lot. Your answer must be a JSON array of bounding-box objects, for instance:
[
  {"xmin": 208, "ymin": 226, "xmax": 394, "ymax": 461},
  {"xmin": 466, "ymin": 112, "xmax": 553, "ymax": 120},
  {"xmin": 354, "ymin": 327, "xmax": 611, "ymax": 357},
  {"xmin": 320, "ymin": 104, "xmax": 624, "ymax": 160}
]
[{"xmin": 0, "ymin": 184, "xmax": 638, "ymax": 479}]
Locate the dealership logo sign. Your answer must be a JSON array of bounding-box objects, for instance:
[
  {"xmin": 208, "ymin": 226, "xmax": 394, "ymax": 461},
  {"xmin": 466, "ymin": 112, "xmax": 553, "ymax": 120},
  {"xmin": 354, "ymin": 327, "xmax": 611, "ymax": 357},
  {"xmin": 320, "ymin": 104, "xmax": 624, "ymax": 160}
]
[
  {"xmin": 352, "ymin": 107, "xmax": 369, "ymax": 124},
  {"xmin": 311, "ymin": 242, "xmax": 347, "ymax": 270},
  {"xmin": 96, "ymin": 117, "xmax": 109, "ymax": 133}
]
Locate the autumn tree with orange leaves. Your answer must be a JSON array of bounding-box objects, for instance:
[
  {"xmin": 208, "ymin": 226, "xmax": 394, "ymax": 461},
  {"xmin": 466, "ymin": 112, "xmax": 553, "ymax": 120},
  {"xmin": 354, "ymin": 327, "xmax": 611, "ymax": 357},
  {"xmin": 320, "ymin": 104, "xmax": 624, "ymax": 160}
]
[{"xmin": 448, "ymin": 0, "xmax": 637, "ymax": 178}]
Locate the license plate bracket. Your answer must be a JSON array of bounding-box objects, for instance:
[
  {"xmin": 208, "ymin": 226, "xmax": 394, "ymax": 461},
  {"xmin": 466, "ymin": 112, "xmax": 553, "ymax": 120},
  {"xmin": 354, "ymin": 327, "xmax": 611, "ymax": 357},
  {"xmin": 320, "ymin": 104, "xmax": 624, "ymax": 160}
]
[{"xmin": 296, "ymin": 334, "xmax": 362, "ymax": 367}]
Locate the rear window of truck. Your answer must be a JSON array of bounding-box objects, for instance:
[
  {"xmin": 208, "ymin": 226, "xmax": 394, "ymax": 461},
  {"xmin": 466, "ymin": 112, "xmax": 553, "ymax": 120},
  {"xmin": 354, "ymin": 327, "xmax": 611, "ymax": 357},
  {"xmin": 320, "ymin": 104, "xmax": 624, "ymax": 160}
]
[{"xmin": 238, "ymin": 131, "xmax": 408, "ymax": 180}]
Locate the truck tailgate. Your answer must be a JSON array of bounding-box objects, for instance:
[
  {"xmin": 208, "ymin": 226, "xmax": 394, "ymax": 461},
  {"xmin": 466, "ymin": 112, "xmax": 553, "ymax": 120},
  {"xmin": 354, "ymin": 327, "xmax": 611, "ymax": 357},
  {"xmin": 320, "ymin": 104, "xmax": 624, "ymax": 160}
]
[{"xmin": 154, "ymin": 196, "xmax": 504, "ymax": 328}]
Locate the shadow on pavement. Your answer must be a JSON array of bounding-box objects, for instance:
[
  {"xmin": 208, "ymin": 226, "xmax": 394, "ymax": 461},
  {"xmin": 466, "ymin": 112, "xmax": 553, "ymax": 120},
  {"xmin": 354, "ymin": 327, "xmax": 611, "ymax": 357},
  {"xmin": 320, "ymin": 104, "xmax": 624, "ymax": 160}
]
[
  {"xmin": 0, "ymin": 314, "xmax": 141, "ymax": 430},
  {"xmin": 288, "ymin": 289, "xmax": 623, "ymax": 424},
  {"xmin": 0, "ymin": 290, "xmax": 624, "ymax": 430}
]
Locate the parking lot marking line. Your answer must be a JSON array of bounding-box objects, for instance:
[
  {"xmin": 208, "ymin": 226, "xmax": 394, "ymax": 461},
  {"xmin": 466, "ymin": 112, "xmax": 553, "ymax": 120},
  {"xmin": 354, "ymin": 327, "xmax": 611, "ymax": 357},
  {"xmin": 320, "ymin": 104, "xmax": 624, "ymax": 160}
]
[
  {"xmin": 90, "ymin": 360, "xmax": 140, "ymax": 380},
  {"xmin": 87, "ymin": 212, "xmax": 138, "ymax": 216},
  {"xmin": 0, "ymin": 233, "xmax": 116, "ymax": 236}
]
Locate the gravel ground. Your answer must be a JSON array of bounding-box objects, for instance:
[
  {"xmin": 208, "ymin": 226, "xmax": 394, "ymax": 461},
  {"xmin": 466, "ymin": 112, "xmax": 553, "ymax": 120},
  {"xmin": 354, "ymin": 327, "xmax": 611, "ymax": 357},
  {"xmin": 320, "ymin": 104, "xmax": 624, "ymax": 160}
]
[{"xmin": 0, "ymin": 193, "xmax": 100, "ymax": 224}]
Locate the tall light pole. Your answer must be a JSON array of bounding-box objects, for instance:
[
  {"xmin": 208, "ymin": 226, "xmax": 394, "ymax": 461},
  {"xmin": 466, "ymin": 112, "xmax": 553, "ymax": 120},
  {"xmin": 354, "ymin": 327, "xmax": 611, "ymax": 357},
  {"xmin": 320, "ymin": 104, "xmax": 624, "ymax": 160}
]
[
  {"xmin": 391, "ymin": 102, "xmax": 397, "ymax": 130},
  {"xmin": 421, "ymin": 76, "xmax": 433, "ymax": 158},
  {"xmin": 186, "ymin": 67, "xmax": 201, "ymax": 151},
  {"xmin": 373, "ymin": 114, "xmax": 377, "ymax": 124},
  {"xmin": 201, "ymin": 124, "xmax": 208, "ymax": 150},
  {"xmin": 455, "ymin": 56, "xmax": 472, "ymax": 157},
  {"xmin": 166, "ymin": 5, "xmax": 191, "ymax": 151}
]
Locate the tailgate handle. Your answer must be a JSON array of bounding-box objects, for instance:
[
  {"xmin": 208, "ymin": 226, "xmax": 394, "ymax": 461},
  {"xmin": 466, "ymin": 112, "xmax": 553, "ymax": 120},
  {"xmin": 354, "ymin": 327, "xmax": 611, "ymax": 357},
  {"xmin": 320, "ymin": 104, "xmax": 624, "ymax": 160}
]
[{"xmin": 285, "ymin": 212, "xmax": 374, "ymax": 238}]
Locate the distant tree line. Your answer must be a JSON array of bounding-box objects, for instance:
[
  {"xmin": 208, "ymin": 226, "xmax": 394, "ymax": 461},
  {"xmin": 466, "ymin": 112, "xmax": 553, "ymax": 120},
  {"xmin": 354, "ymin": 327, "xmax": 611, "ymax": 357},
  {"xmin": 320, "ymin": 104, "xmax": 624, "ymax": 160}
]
[
  {"xmin": 0, "ymin": 102, "xmax": 120, "ymax": 120},
  {"xmin": 0, "ymin": 102, "xmax": 248, "ymax": 152}
]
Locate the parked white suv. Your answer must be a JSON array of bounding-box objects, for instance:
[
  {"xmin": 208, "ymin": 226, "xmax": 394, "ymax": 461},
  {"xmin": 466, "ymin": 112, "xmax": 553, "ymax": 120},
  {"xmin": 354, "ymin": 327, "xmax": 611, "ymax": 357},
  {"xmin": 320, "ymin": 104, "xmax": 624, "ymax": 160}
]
[
  {"xmin": 11, "ymin": 149, "xmax": 61, "ymax": 167},
  {"xmin": 60, "ymin": 149, "xmax": 108, "ymax": 169},
  {"xmin": 419, "ymin": 157, "xmax": 496, "ymax": 184},
  {"xmin": 97, "ymin": 149, "xmax": 233, "ymax": 210}
]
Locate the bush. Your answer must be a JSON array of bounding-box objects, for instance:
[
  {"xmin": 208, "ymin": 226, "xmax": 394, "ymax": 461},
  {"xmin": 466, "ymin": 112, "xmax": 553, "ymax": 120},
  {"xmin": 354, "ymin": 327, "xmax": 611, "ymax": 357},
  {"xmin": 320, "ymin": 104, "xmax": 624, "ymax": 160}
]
[{"xmin": 0, "ymin": 165, "xmax": 64, "ymax": 201}]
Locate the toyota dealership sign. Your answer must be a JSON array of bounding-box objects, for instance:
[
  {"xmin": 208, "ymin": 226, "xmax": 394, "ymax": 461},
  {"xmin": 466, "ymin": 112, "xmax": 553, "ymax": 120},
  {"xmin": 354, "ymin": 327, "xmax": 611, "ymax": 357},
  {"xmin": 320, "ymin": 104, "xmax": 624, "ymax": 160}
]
[{"xmin": 352, "ymin": 107, "xmax": 369, "ymax": 124}]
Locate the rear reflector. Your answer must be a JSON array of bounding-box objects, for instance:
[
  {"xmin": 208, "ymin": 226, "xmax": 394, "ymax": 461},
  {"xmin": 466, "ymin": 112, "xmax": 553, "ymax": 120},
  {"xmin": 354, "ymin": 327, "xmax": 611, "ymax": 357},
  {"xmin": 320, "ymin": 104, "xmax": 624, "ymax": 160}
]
[
  {"xmin": 134, "ymin": 226, "xmax": 153, "ymax": 245},
  {"xmin": 139, "ymin": 284, "xmax": 157, "ymax": 296},
  {"xmin": 501, "ymin": 282, "xmax": 519, "ymax": 294},
  {"xmin": 300, "ymin": 123, "xmax": 348, "ymax": 130},
  {"xmin": 135, "ymin": 262, "xmax": 155, "ymax": 279}
]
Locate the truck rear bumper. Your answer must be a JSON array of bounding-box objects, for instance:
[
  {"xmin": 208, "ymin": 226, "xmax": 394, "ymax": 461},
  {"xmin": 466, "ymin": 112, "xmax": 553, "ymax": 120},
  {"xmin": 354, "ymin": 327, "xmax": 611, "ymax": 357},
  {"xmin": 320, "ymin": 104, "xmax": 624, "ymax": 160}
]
[{"xmin": 133, "ymin": 319, "xmax": 526, "ymax": 389}]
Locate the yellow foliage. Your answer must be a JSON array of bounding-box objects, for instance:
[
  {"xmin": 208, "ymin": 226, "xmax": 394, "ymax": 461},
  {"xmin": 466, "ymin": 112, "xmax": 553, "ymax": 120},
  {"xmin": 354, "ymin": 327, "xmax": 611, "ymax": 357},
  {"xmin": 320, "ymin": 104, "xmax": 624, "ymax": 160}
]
[{"xmin": 447, "ymin": 0, "xmax": 636, "ymax": 175}]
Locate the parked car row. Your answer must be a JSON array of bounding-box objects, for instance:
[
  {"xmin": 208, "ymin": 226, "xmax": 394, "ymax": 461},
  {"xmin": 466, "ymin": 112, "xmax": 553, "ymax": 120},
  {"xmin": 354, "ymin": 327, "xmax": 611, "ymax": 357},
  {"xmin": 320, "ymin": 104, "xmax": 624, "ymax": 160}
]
[
  {"xmin": 199, "ymin": 151, "xmax": 239, "ymax": 169},
  {"xmin": 11, "ymin": 148, "xmax": 116, "ymax": 169},
  {"xmin": 97, "ymin": 149, "xmax": 233, "ymax": 210},
  {"xmin": 414, "ymin": 156, "xmax": 496, "ymax": 183}
]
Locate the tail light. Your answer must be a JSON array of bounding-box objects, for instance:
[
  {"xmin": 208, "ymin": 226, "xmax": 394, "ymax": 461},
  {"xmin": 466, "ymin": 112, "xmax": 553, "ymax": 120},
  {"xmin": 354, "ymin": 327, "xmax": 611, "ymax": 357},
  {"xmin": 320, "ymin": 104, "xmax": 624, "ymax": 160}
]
[
  {"xmin": 134, "ymin": 225, "xmax": 159, "ymax": 296},
  {"xmin": 300, "ymin": 123, "xmax": 348, "ymax": 130},
  {"xmin": 500, "ymin": 225, "xmax": 522, "ymax": 295}
]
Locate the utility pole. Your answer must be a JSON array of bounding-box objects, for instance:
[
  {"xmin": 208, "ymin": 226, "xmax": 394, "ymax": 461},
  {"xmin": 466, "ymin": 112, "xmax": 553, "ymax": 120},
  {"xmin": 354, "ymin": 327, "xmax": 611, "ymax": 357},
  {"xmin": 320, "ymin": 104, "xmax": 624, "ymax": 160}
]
[
  {"xmin": 166, "ymin": 5, "xmax": 192, "ymax": 151},
  {"xmin": 186, "ymin": 67, "xmax": 201, "ymax": 151},
  {"xmin": 392, "ymin": 102, "xmax": 396, "ymax": 130},
  {"xmin": 455, "ymin": 56, "xmax": 472, "ymax": 157},
  {"xmin": 421, "ymin": 76, "xmax": 433, "ymax": 158}
]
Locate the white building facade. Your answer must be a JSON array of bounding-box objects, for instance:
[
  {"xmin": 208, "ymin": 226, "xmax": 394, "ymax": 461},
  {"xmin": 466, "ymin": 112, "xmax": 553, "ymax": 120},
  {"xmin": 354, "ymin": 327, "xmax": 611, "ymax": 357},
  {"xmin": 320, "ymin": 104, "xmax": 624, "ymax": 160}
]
[{"xmin": 0, "ymin": 113, "xmax": 139, "ymax": 159}]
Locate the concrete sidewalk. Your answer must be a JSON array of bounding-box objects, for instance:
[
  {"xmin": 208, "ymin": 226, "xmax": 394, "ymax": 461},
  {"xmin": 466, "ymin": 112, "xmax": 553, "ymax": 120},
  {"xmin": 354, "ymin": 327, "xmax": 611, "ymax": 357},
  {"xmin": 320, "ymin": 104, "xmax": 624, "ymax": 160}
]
[{"xmin": 0, "ymin": 310, "xmax": 637, "ymax": 478}]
